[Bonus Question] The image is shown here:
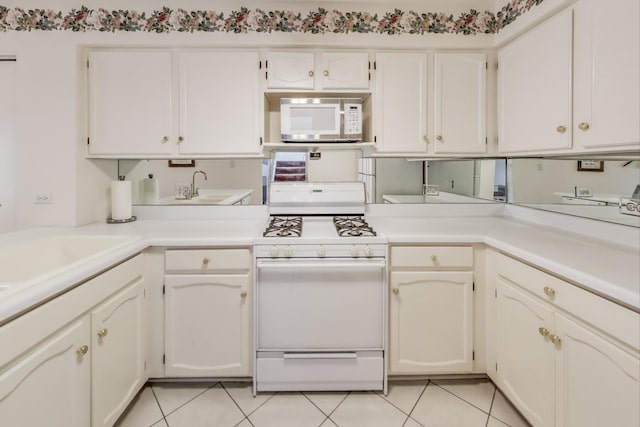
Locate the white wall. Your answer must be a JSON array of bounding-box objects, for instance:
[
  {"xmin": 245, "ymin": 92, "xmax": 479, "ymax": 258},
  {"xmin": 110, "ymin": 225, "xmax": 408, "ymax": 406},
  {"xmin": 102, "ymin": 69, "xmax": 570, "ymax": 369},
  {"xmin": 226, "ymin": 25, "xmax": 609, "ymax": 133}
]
[
  {"xmin": 307, "ymin": 150, "xmax": 359, "ymax": 182},
  {"xmin": 0, "ymin": 60, "xmax": 16, "ymax": 233}
]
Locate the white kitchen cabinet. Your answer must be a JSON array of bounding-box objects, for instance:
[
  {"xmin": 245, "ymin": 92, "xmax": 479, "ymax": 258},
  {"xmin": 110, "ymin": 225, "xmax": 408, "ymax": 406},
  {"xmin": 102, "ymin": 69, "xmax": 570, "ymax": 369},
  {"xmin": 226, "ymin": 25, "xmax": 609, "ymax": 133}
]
[
  {"xmin": 493, "ymin": 252, "xmax": 640, "ymax": 427},
  {"xmin": 496, "ymin": 280, "xmax": 555, "ymax": 427},
  {"xmin": 91, "ymin": 279, "xmax": 146, "ymax": 427},
  {"xmin": 0, "ymin": 317, "xmax": 91, "ymax": 427},
  {"xmin": 88, "ymin": 50, "xmax": 174, "ymax": 156},
  {"xmin": 573, "ymin": 0, "xmax": 640, "ymax": 151},
  {"xmin": 433, "ymin": 53, "xmax": 487, "ymax": 154},
  {"xmin": 265, "ymin": 51, "xmax": 369, "ymax": 90},
  {"xmin": 164, "ymin": 249, "xmax": 251, "ymax": 377},
  {"xmin": 389, "ymin": 246, "xmax": 474, "ymax": 374},
  {"xmin": 497, "ymin": 9, "xmax": 573, "ymax": 154},
  {"xmin": 374, "ymin": 53, "xmax": 428, "ymax": 154},
  {"xmin": 88, "ymin": 50, "xmax": 262, "ymax": 158},
  {"xmin": 177, "ymin": 51, "xmax": 261, "ymax": 155}
]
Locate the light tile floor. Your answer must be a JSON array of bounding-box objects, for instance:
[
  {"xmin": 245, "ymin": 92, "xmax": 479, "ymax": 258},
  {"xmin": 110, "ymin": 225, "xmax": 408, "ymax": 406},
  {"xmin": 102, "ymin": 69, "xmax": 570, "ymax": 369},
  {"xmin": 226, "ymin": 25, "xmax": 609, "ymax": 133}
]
[{"xmin": 115, "ymin": 379, "xmax": 532, "ymax": 427}]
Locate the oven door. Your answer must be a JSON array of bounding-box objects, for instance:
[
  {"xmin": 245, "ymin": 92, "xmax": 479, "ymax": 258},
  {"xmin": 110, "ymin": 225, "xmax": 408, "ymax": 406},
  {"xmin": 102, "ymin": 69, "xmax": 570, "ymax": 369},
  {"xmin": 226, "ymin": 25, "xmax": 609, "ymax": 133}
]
[{"xmin": 256, "ymin": 258, "xmax": 385, "ymax": 351}]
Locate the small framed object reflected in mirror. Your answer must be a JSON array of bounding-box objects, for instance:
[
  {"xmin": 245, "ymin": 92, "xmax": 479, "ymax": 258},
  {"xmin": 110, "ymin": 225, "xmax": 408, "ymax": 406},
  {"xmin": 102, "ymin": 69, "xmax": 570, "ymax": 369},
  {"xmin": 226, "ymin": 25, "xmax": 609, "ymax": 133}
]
[
  {"xmin": 425, "ymin": 185, "xmax": 439, "ymax": 196},
  {"xmin": 574, "ymin": 186, "xmax": 593, "ymax": 197},
  {"xmin": 168, "ymin": 160, "xmax": 195, "ymax": 167},
  {"xmin": 577, "ymin": 160, "xmax": 604, "ymax": 172}
]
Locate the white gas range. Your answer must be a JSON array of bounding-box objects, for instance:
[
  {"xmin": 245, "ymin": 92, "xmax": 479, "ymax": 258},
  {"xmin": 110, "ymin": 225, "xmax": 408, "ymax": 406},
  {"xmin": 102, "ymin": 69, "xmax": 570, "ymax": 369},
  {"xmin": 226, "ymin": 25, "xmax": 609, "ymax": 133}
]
[{"xmin": 254, "ymin": 182, "xmax": 388, "ymax": 394}]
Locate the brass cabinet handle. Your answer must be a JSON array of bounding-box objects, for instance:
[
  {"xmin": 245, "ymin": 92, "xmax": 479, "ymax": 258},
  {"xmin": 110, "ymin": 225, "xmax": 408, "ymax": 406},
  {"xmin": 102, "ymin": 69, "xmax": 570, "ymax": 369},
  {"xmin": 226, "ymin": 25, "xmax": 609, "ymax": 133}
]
[
  {"xmin": 392, "ymin": 288, "xmax": 399, "ymax": 295},
  {"xmin": 97, "ymin": 328, "xmax": 108, "ymax": 338},
  {"xmin": 422, "ymin": 135, "xmax": 429, "ymax": 143},
  {"xmin": 77, "ymin": 345, "xmax": 89, "ymax": 357},
  {"xmin": 543, "ymin": 286, "xmax": 556, "ymax": 298},
  {"xmin": 162, "ymin": 136, "xmax": 169, "ymax": 143},
  {"xmin": 556, "ymin": 125, "xmax": 567, "ymax": 134},
  {"xmin": 431, "ymin": 255, "xmax": 438, "ymax": 262},
  {"xmin": 202, "ymin": 258, "xmax": 210, "ymax": 265},
  {"xmin": 308, "ymin": 70, "xmax": 314, "ymax": 77},
  {"xmin": 577, "ymin": 122, "xmax": 590, "ymax": 131},
  {"xmin": 550, "ymin": 335, "xmax": 562, "ymax": 346},
  {"xmin": 178, "ymin": 136, "xmax": 184, "ymax": 143},
  {"xmin": 436, "ymin": 135, "xmax": 443, "ymax": 141},
  {"xmin": 240, "ymin": 291, "xmax": 247, "ymax": 298},
  {"xmin": 323, "ymin": 70, "xmax": 329, "ymax": 77},
  {"xmin": 538, "ymin": 327, "xmax": 550, "ymax": 337}
]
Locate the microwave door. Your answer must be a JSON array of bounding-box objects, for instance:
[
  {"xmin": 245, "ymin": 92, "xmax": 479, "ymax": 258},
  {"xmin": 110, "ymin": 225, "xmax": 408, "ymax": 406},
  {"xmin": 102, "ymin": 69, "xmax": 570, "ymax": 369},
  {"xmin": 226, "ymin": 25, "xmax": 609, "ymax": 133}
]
[{"xmin": 281, "ymin": 104, "xmax": 341, "ymax": 141}]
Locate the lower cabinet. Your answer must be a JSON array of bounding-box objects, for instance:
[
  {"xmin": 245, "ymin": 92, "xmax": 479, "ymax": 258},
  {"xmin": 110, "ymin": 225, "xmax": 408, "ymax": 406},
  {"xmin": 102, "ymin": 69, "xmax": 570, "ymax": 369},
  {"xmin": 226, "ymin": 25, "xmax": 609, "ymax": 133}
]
[
  {"xmin": 0, "ymin": 317, "xmax": 91, "ymax": 427},
  {"xmin": 0, "ymin": 254, "xmax": 146, "ymax": 427},
  {"xmin": 494, "ymin": 253, "xmax": 640, "ymax": 427},
  {"xmin": 388, "ymin": 246, "xmax": 474, "ymax": 374},
  {"xmin": 164, "ymin": 249, "xmax": 251, "ymax": 377},
  {"xmin": 91, "ymin": 279, "xmax": 146, "ymax": 427}
]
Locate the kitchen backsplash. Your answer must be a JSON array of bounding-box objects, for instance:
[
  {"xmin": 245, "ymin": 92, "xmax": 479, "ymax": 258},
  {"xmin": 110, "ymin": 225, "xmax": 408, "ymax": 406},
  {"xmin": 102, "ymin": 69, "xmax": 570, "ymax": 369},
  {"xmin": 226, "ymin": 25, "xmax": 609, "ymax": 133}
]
[{"xmin": 0, "ymin": 0, "xmax": 545, "ymax": 34}]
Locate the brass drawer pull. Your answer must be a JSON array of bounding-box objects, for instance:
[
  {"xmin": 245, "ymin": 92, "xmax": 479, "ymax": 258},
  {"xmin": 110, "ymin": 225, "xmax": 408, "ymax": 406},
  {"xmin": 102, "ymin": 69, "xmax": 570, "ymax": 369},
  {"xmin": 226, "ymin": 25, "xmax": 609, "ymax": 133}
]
[
  {"xmin": 538, "ymin": 327, "xmax": 550, "ymax": 337},
  {"xmin": 97, "ymin": 328, "xmax": 108, "ymax": 338},
  {"xmin": 77, "ymin": 345, "xmax": 89, "ymax": 357},
  {"xmin": 543, "ymin": 286, "xmax": 556, "ymax": 298},
  {"xmin": 392, "ymin": 288, "xmax": 399, "ymax": 295},
  {"xmin": 202, "ymin": 258, "xmax": 210, "ymax": 265}
]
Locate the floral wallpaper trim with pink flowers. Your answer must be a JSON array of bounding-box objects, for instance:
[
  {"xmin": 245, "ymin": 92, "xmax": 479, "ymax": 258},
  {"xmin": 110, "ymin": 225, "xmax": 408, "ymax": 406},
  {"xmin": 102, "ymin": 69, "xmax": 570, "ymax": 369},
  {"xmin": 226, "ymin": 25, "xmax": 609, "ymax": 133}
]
[{"xmin": 0, "ymin": 0, "xmax": 545, "ymax": 34}]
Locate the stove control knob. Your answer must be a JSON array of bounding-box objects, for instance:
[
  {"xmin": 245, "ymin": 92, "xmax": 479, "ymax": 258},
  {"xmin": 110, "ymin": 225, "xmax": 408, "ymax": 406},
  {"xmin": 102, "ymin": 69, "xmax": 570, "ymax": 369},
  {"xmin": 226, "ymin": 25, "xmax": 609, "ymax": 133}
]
[
  {"xmin": 350, "ymin": 246, "xmax": 360, "ymax": 257},
  {"xmin": 270, "ymin": 246, "xmax": 280, "ymax": 257},
  {"xmin": 317, "ymin": 246, "xmax": 326, "ymax": 257},
  {"xmin": 363, "ymin": 246, "xmax": 373, "ymax": 257},
  {"xmin": 284, "ymin": 246, "xmax": 293, "ymax": 257}
]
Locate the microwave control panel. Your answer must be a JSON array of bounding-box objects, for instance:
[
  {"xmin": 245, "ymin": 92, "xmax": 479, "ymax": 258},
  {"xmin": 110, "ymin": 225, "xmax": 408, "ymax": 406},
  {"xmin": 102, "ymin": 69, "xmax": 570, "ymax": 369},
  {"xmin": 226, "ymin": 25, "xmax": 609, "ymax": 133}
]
[{"xmin": 344, "ymin": 103, "xmax": 362, "ymax": 135}]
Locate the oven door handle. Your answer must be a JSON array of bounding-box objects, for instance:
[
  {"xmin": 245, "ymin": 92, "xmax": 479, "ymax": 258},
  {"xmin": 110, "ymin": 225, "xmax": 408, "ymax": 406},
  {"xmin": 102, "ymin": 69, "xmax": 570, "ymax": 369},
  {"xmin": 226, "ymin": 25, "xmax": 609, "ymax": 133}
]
[
  {"xmin": 283, "ymin": 352, "xmax": 357, "ymax": 360},
  {"xmin": 257, "ymin": 260, "xmax": 385, "ymax": 270}
]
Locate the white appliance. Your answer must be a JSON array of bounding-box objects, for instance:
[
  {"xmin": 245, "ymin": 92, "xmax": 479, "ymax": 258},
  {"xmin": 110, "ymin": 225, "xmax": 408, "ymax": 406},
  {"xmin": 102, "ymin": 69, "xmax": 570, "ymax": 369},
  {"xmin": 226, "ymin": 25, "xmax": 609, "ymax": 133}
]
[
  {"xmin": 280, "ymin": 98, "xmax": 363, "ymax": 142},
  {"xmin": 254, "ymin": 182, "xmax": 387, "ymax": 393}
]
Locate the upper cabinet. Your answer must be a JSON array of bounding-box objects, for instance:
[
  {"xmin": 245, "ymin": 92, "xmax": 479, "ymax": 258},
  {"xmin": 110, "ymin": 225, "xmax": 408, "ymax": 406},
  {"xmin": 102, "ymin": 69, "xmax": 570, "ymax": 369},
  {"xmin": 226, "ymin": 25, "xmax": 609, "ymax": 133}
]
[
  {"xmin": 433, "ymin": 53, "xmax": 487, "ymax": 155},
  {"xmin": 573, "ymin": 0, "xmax": 640, "ymax": 151},
  {"xmin": 374, "ymin": 52, "xmax": 488, "ymax": 155},
  {"xmin": 497, "ymin": 9, "xmax": 573, "ymax": 154},
  {"xmin": 265, "ymin": 51, "xmax": 370, "ymax": 91},
  {"xmin": 498, "ymin": 0, "xmax": 640, "ymax": 155},
  {"xmin": 88, "ymin": 50, "xmax": 262, "ymax": 158}
]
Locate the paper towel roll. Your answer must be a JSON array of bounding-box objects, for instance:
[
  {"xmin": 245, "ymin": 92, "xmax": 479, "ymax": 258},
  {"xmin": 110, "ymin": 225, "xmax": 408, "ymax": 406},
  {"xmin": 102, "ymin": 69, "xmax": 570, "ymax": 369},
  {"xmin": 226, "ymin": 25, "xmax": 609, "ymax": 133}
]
[
  {"xmin": 111, "ymin": 180, "xmax": 132, "ymax": 220},
  {"xmin": 142, "ymin": 175, "xmax": 159, "ymax": 204}
]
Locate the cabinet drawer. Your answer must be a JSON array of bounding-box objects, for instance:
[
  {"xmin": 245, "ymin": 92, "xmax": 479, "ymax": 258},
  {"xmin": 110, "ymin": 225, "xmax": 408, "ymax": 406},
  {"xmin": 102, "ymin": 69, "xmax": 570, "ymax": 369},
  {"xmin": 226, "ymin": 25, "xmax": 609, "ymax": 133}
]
[
  {"xmin": 165, "ymin": 249, "xmax": 250, "ymax": 273},
  {"xmin": 496, "ymin": 253, "xmax": 639, "ymax": 350},
  {"xmin": 391, "ymin": 246, "xmax": 473, "ymax": 269}
]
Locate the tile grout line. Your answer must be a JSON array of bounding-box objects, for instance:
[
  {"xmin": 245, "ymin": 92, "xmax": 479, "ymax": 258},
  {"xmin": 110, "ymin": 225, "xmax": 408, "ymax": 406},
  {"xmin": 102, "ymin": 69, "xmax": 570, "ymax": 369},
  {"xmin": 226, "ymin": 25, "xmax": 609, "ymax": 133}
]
[
  {"xmin": 241, "ymin": 390, "xmax": 279, "ymax": 419},
  {"xmin": 220, "ymin": 383, "xmax": 256, "ymax": 427},
  {"xmin": 402, "ymin": 379, "xmax": 430, "ymax": 427},
  {"xmin": 431, "ymin": 380, "xmax": 495, "ymax": 416},
  {"xmin": 151, "ymin": 381, "xmax": 220, "ymax": 420},
  {"xmin": 485, "ymin": 386, "xmax": 498, "ymax": 427},
  {"xmin": 149, "ymin": 385, "xmax": 169, "ymax": 427}
]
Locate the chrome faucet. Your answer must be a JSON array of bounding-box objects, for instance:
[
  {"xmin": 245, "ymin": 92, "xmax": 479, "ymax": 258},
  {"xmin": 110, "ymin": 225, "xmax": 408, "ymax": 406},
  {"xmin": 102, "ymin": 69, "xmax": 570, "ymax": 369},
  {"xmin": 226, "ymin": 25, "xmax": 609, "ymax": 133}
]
[{"xmin": 191, "ymin": 170, "xmax": 207, "ymax": 198}]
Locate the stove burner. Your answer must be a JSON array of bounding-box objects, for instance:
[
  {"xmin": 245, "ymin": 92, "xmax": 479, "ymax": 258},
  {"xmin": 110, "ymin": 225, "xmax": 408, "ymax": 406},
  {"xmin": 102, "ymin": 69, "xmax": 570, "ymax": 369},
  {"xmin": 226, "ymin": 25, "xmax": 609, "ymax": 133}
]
[
  {"xmin": 333, "ymin": 216, "xmax": 377, "ymax": 237},
  {"xmin": 263, "ymin": 216, "xmax": 303, "ymax": 237}
]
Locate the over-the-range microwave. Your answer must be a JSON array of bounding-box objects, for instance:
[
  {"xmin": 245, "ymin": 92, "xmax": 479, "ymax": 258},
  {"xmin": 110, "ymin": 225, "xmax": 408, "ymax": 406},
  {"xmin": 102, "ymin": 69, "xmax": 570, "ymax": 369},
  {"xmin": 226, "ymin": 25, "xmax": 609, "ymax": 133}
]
[{"xmin": 280, "ymin": 97, "xmax": 363, "ymax": 143}]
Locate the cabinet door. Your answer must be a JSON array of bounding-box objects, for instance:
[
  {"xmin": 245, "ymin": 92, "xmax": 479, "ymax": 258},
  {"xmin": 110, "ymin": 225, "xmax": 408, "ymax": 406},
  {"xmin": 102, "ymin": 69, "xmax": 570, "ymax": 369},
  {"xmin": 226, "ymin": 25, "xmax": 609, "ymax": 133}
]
[
  {"xmin": 165, "ymin": 274, "xmax": 250, "ymax": 376},
  {"xmin": 91, "ymin": 279, "xmax": 146, "ymax": 427},
  {"xmin": 88, "ymin": 50, "xmax": 173, "ymax": 156},
  {"xmin": 374, "ymin": 53, "xmax": 428, "ymax": 153},
  {"xmin": 434, "ymin": 53, "xmax": 487, "ymax": 154},
  {"xmin": 178, "ymin": 51, "xmax": 261, "ymax": 155},
  {"xmin": 265, "ymin": 52, "xmax": 315, "ymax": 89},
  {"xmin": 497, "ymin": 9, "xmax": 573, "ymax": 154},
  {"xmin": 318, "ymin": 52, "xmax": 369, "ymax": 90},
  {"xmin": 389, "ymin": 271, "xmax": 473, "ymax": 374},
  {"xmin": 0, "ymin": 317, "xmax": 90, "ymax": 427},
  {"xmin": 496, "ymin": 280, "xmax": 554, "ymax": 427},
  {"xmin": 573, "ymin": 0, "xmax": 640, "ymax": 150},
  {"xmin": 555, "ymin": 314, "xmax": 640, "ymax": 427}
]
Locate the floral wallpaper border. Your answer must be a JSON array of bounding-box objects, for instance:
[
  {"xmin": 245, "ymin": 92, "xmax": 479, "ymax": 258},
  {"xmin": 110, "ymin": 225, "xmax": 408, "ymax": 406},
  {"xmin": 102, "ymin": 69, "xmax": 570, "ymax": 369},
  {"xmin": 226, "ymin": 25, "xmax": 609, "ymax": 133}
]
[{"xmin": 0, "ymin": 0, "xmax": 545, "ymax": 34}]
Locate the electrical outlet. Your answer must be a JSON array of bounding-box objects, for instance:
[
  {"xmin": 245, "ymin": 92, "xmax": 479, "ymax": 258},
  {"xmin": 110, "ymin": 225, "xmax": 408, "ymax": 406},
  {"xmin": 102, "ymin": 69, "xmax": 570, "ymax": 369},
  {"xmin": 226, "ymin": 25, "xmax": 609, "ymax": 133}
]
[{"xmin": 34, "ymin": 193, "xmax": 52, "ymax": 204}]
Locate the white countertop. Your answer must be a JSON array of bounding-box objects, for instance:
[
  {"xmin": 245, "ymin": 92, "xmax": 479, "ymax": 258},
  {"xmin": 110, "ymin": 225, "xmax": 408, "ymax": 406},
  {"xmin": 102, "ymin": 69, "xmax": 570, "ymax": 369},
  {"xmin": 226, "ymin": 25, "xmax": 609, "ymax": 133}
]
[
  {"xmin": 382, "ymin": 192, "xmax": 491, "ymax": 204},
  {"xmin": 0, "ymin": 212, "xmax": 638, "ymax": 324}
]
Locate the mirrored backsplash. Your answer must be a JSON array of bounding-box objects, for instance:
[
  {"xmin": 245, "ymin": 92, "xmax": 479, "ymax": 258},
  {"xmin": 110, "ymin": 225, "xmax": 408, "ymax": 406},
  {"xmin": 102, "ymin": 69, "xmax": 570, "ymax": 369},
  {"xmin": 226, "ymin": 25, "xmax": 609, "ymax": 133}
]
[
  {"xmin": 118, "ymin": 154, "xmax": 640, "ymax": 228},
  {"xmin": 508, "ymin": 158, "xmax": 640, "ymax": 228}
]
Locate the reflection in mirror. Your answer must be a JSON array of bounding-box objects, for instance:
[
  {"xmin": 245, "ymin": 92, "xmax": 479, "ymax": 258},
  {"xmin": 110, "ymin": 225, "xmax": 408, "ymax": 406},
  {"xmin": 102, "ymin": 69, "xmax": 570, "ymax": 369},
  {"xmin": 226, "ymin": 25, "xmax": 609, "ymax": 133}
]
[
  {"xmin": 119, "ymin": 159, "xmax": 263, "ymax": 205},
  {"xmin": 375, "ymin": 158, "xmax": 506, "ymax": 204},
  {"xmin": 508, "ymin": 158, "xmax": 640, "ymax": 228}
]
